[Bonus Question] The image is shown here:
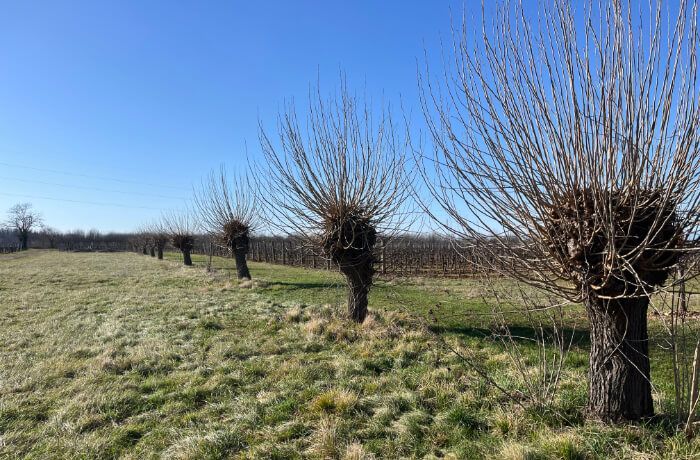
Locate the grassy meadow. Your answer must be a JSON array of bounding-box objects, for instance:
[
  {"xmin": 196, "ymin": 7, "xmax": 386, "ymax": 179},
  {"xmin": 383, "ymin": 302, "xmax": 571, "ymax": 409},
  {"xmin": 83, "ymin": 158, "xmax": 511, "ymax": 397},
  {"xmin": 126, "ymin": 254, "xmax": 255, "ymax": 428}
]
[{"xmin": 1, "ymin": 250, "xmax": 699, "ymax": 459}]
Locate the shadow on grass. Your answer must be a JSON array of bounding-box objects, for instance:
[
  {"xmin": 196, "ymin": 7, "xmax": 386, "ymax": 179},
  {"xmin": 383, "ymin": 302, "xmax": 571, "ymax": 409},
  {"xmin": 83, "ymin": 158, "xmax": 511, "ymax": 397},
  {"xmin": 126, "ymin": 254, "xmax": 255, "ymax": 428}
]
[
  {"xmin": 431, "ymin": 323, "xmax": 591, "ymax": 348},
  {"xmin": 262, "ymin": 281, "xmax": 341, "ymax": 291}
]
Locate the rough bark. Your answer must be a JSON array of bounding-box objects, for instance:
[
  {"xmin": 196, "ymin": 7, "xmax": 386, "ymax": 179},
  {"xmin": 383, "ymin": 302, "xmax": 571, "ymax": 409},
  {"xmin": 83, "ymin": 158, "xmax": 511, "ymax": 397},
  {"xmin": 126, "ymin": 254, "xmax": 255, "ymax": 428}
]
[
  {"xmin": 232, "ymin": 235, "xmax": 251, "ymax": 279},
  {"xmin": 182, "ymin": 250, "xmax": 193, "ymax": 266},
  {"xmin": 323, "ymin": 216, "xmax": 377, "ymax": 323},
  {"xmin": 339, "ymin": 255, "xmax": 374, "ymax": 323},
  {"xmin": 586, "ymin": 294, "xmax": 653, "ymax": 421}
]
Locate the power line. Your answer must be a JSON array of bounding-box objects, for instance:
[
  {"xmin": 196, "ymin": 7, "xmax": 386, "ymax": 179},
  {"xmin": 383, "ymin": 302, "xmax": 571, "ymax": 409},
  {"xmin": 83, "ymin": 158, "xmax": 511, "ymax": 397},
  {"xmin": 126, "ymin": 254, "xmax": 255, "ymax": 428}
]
[
  {"xmin": 0, "ymin": 176, "xmax": 187, "ymax": 200},
  {"xmin": 0, "ymin": 161, "xmax": 191, "ymax": 191},
  {"xmin": 0, "ymin": 192, "xmax": 171, "ymax": 211}
]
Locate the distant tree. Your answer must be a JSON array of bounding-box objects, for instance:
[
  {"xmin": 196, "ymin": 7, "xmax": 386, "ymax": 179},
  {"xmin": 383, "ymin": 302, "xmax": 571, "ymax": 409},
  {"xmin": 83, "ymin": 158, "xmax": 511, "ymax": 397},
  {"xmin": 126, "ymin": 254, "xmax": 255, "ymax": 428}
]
[
  {"xmin": 5, "ymin": 203, "xmax": 43, "ymax": 250},
  {"xmin": 147, "ymin": 221, "xmax": 169, "ymax": 260},
  {"xmin": 41, "ymin": 226, "xmax": 60, "ymax": 249},
  {"xmin": 259, "ymin": 82, "xmax": 410, "ymax": 323},
  {"xmin": 194, "ymin": 166, "xmax": 258, "ymax": 279},
  {"xmin": 134, "ymin": 226, "xmax": 149, "ymax": 255},
  {"xmin": 162, "ymin": 211, "xmax": 196, "ymax": 266},
  {"xmin": 147, "ymin": 232, "xmax": 156, "ymax": 257}
]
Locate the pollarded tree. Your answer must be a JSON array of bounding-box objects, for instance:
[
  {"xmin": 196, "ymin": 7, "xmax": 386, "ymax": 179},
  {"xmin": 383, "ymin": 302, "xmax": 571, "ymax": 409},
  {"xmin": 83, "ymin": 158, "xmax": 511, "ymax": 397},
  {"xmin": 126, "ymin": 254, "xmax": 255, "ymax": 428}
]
[
  {"xmin": 5, "ymin": 203, "xmax": 43, "ymax": 250},
  {"xmin": 147, "ymin": 232, "xmax": 156, "ymax": 257},
  {"xmin": 134, "ymin": 226, "xmax": 151, "ymax": 255},
  {"xmin": 259, "ymin": 82, "xmax": 410, "ymax": 323},
  {"xmin": 420, "ymin": 0, "xmax": 700, "ymax": 421},
  {"xmin": 194, "ymin": 167, "xmax": 257, "ymax": 279},
  {"xmin": 148, "ymin": 221, "xmax": 169, "ymax": 260},
  {"xmin": 162, "ymin": 211, "xmax": 197, "ymax": 266}
]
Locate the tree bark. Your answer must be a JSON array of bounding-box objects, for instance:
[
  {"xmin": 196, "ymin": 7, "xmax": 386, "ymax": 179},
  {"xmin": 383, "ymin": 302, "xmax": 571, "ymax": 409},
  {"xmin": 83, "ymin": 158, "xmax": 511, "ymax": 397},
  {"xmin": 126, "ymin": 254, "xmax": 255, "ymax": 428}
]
[
  {"xmin": 586, "ymin": 294, "xmax": 653, "ymax": 421},
  {"xmin": 339, "ymin": 257, "xmax": 374, "ymax": 323},
  {"xmin": 232, "ymin": 235, "xmax": 251, "ymax": 279},
  {"xmin": 19, "ymin": 231, "xmax": 28, "ymax": 251},
  {"xmin": 150, "ymin": 246, "xmax": 156, "ymax": 257},
  {"xmin": 182, "ymin": 250, "xmax": 193, "ymax": 266},
  {"xmin": 157, "ymin": 247, "xmax": 164, "ymax": 260}
]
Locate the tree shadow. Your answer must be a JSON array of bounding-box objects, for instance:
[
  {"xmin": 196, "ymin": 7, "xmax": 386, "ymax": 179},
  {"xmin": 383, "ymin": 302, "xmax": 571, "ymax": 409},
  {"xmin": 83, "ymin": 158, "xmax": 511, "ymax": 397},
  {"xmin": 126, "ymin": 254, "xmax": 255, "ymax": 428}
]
[
  {"xmin": 431, "ymin": 323, "xmax": 591, "ymax": 348},
  {"xmin": 263, "ymin": 281, "xmax": 342, "ymax": 291}
]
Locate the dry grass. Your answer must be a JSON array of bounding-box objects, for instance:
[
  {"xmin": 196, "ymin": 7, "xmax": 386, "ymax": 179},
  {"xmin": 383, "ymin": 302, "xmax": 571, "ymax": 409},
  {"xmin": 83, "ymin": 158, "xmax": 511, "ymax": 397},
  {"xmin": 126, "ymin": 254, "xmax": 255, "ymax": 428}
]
[{"xmin": 0, "ymin": 250, "xmax": 698, "ymax": 458}]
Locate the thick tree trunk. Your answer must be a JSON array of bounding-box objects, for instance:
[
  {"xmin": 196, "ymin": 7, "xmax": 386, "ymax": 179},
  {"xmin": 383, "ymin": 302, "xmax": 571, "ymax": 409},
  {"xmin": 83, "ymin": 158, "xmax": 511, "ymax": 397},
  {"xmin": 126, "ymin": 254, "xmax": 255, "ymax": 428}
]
[
  {"xmin": 339, "ymin": 256, "xmax": 374, "ymax": 323},
  {"xmin": 150, "ymin": 246, "xmax": 155, "ymax": 257},
  {"xmin": 586, "ymin": 294, "xmax": 653, "ymax": 421},
  {"xmin": 232, "ymin": 235, "xmax": 251, "ymax": 279},
  {"xmin": 142, "ymin": 246, "xmax": 148, "ymax": 255},
  {"xmin": 19, "ymin": 232, "xmax": 28, "ymax": 251},
  {"xmin": 182, "ymin": 250, "xmax": 193, "ymax": 266},
  {"xmin": 157, "ymin": 247, "xmax": 164, "ymax": 260}
]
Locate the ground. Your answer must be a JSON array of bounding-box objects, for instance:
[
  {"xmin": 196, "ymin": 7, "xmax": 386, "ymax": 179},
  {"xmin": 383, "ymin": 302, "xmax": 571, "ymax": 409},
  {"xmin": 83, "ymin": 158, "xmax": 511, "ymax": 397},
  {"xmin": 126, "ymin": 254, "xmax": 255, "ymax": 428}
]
[{"xmin": 0, "ymin": 250, "xmax": 698, "ymax": 459}]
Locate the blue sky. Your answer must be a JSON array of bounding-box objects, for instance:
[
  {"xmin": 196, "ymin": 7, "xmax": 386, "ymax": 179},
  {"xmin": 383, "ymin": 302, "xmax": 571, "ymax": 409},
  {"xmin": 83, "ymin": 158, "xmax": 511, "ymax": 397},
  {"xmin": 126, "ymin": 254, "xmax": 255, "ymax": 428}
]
[{"xmin": 0, "ymin": 0, "xmax": 476, "ymax": 232}]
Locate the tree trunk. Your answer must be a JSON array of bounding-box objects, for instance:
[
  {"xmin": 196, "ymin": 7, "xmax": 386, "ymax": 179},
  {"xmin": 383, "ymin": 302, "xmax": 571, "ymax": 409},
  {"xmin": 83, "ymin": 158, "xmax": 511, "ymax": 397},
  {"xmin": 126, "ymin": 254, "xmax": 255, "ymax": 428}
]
[
  {"xmin": 232, "ymin": 236, "xmax": 251, "ymax": 279},
  {"xmin": 586, "ymin": 294, "xmax": 653, "ymax": 421},
  {"xmin": 339, "ymin": 257, "xmax": 374, "ymax": 323},
  {"xmin": 157, "ymin": 247, "xmax": 164, "ymax": 260},
  {"xmin": 19, "ymin": 232, "xmax": 28, "ymax": 251},
  {"xmin": 182, "ymin": 249, "xmax": 193, "ymax": 266},
  {"xmin": 142, "ymin": 246, "xmax": 148, "ymax": 255},
  {"xmin": 150, "ymin": 246, "xmax": 155, "ymax": 257}
]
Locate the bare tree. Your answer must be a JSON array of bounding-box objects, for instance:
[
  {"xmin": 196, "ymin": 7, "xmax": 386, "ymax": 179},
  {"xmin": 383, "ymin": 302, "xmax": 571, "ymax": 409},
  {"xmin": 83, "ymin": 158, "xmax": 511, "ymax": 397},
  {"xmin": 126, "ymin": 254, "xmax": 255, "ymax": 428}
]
[
  {"xmin": 420, "ymin": 0, "xmax": 700, "ymax": 421},
  {"xmin": 134, "ymin": 225, "xmax": 150, "ymax": 255},
  {"xmin": 4, "ymin": 203, "xmax": 43, "ymax": 250},
  {"xmin": 193, "ymin": 166, "xmax": 258, "ymax": 279},
  {"xmin": 162, "ymin": 211, "xmax": 197, "ymax": 266},
  {"xmin": 40, "ymin": 226, "xmax": 60, "ymax": 249},
  {"xmin": 147, "ymin": 221, "xmax": 169, "ymax": 260},
  {"xmin": 145, "ymin": 229, "xmax": 157, "ymax": 257},
  {"xmin": 259, "ymin": 82, "xmax": 410, "ymax": 323}
]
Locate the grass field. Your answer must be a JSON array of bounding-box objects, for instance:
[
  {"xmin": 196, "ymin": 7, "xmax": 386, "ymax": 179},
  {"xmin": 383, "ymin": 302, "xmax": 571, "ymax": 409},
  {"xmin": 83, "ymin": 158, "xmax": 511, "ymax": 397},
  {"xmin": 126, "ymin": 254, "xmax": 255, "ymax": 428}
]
[{"xmin": 1, "ymin": 250, "xmax": 699, "ymax": 459}]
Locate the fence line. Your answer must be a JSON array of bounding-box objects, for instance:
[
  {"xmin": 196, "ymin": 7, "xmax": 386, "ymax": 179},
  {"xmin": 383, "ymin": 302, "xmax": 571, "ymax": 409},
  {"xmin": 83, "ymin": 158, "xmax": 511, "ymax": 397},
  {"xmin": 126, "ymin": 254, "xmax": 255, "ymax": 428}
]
[{"xmin": 241, "ymin": 237, "xmax": 495, "ymax": 277}]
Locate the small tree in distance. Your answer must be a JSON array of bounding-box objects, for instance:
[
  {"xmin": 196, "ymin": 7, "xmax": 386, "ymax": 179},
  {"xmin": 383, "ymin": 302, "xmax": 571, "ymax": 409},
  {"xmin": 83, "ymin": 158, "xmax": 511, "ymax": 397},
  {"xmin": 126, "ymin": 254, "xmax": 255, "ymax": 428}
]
[
  {"xmin": 193, "ymin": 166, "xmax": 257, "ymax": 279},
  {"xmin": 420, "ymin": 0, "xmax": 700, "ymax": 421},
  {"xmin": 5, "ymin": 203, "xmax": 43, "ymax": 250},
  {"xmin": 148, "ymin": 221, "xmax": 169, "ymax": 260},
  {"xmin": 162, "ymin": 211, "xmax": 197, "ymax": 266},
  {"xmin": 259, "ymin": 81, "xmax": 410, "ymax": 323}
]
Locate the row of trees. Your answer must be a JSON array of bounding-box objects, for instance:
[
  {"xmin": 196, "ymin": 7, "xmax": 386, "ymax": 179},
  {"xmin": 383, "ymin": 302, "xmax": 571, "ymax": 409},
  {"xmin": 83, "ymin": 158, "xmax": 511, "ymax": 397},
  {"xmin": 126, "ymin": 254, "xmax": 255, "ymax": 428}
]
[
  {"xmin": 128, "ymin": 0, "xmax": 700, "ymax": 424},
  {"xmin": 1, "ymin": 205, "xmax": 143, "ymax": 252},
  {"xmin": 4, "ymin": 0, "xmax": 697, "ymax": 424}
]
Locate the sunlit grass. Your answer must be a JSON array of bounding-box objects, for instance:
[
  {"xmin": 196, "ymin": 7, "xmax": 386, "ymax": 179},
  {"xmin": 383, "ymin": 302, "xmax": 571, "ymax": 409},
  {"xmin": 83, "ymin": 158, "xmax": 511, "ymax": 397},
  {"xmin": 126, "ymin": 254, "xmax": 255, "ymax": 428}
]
[{"xmin": 0, "ymin": 250, "xmax": 697, "ymax": 458}]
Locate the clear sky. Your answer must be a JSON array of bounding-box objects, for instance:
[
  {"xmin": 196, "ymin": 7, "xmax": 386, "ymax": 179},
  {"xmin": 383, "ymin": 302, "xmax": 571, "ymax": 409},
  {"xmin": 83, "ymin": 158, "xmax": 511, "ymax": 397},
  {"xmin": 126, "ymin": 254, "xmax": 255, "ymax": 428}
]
[{"xmin": 0, "ymin": 0, "xmax": 477, "ymax": 232}]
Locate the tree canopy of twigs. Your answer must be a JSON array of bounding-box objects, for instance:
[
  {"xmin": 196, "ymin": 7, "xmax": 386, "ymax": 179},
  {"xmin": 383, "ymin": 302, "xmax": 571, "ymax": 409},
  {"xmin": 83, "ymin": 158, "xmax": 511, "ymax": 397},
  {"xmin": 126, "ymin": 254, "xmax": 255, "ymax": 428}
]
[
  {"xmin": 146, "ymin": 220, "xmax": 169, "ymax": 260},
  {"xmin": 4, "ymin": 202, "xmax": 43, "ymax": 251},
  {"xmin": 258, "ymin": 81, "xmax": 411, "ymax": 322},
  {"xmin": 193, "ymin": 166, "xmax": 258, "ymax": 279},
  {"xmin": 161, "ymin": 210, "xmax": 197, "ymax": 266},
  {"xmin": 419, "ymin": 0, "xmax": 700, "ymax": 422}
]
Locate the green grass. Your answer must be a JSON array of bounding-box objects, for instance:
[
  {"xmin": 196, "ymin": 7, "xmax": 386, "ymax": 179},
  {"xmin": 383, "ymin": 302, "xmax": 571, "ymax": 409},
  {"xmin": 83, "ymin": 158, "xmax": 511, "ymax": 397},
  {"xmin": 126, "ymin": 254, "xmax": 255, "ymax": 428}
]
[{"xmin": 0, "ymin": 250, "xmax": 698, "ymax": 459}]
